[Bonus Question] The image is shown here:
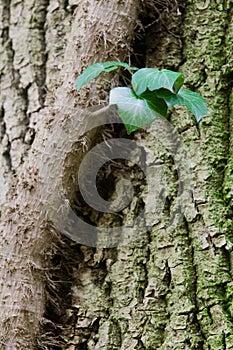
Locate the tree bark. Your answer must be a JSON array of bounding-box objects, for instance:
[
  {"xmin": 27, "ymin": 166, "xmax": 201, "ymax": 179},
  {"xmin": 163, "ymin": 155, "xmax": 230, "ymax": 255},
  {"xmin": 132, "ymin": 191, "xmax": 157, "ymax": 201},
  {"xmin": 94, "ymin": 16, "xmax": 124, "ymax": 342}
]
[
  {"xmin": 0, "ymin": 0, "xmax": 233, "ymax": 349},
  {"xmin": 0, "ymin": 0, "xmax": 139, "ymax": 348}
]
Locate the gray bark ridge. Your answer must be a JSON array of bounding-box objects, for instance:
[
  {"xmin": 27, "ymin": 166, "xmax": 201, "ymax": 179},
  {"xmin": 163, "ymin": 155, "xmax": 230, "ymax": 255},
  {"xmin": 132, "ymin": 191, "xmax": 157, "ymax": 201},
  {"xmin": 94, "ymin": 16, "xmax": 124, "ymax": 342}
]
[{"xmin": 0, "ymin": 0, "xmax": 139, "ymax": 348}]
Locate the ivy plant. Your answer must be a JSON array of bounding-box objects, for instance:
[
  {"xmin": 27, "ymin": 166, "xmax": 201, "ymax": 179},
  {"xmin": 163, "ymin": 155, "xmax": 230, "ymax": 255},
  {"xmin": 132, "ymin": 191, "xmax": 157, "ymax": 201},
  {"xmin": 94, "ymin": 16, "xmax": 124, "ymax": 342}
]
[{"xmin": 76, "ymin": 62, "xmax": 208, "ymax": 134}]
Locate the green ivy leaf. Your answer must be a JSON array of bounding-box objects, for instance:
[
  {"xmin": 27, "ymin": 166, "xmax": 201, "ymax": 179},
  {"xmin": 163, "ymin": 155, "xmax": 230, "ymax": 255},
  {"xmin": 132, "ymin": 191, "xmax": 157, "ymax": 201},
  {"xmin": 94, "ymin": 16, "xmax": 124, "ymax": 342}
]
[
  {"xmin": 109, "ymin": 87, "xmax": 167, "ymax": 134},
  {"xmin": 76, "ymin": 62, "xmax": 138, "ymax": 91},
  {"xmin": 156, "ymin": 88, "xmax": 208, "ymax": 121},
  {"xmin": 139, "ymin": 90, "xmax": 168, "ymax": 116},
  {"xmin": 77, "ymin": 63, "xmax": 106, "ymax": 91},
  {"xmin": 103, "ymin": 61, "xmax": 138, "ymax": 71},
  {"xmin": 132, "ymin": 68, "xmax": 184, "ymax": 96}
]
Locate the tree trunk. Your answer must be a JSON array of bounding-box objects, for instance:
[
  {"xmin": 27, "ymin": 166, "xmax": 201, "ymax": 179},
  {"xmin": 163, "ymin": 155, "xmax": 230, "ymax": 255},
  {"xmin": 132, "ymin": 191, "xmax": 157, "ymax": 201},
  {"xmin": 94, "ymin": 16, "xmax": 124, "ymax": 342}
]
[
  {"xmin": 0, "ymin": 0, "xmax": 233, "ymax": 349},
  {"xmin": 0, "ymin": 0, "xmax": 139, "ymax": 348}
]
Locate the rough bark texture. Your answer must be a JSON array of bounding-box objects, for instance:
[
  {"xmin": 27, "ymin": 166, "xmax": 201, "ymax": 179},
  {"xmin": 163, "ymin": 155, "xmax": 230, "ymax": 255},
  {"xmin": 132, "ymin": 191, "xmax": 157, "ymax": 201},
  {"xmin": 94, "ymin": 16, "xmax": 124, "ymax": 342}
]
[
  {"xmin": 0, "ymin": 0, "xmax": 139, "ymax": 348},
  {"xmin": 0, "ymin": 0, "xmax": 233, "ymax": 349}
]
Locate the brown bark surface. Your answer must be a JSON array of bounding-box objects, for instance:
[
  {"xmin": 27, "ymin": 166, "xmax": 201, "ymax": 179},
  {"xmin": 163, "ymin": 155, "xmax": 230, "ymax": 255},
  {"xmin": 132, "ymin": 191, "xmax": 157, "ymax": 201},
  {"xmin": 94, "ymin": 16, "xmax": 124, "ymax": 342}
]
[
  {"xmin": 0, "ymin": 0, "xmax": 233, "ymax": 349},
  {"xmin": 0, "ymin": 0, "xmax": 139, "ymax": 348}
]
